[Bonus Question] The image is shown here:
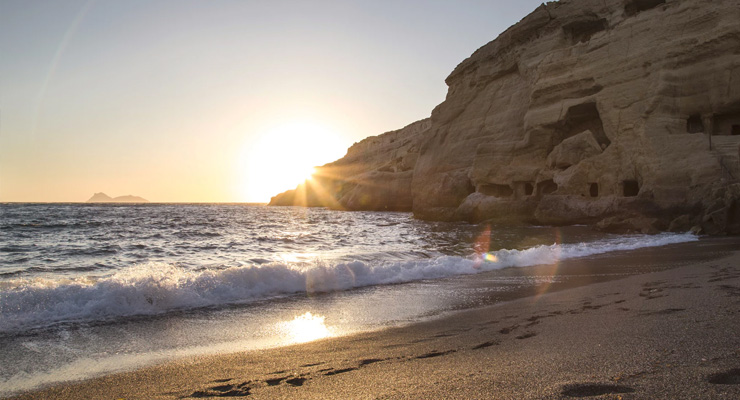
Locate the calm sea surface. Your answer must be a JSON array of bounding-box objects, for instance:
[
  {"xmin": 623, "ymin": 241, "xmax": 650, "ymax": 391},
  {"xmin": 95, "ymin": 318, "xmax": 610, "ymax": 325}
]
[{"xmin": 0, "ymin": 203, "xmax": 698, "ymax": 395}]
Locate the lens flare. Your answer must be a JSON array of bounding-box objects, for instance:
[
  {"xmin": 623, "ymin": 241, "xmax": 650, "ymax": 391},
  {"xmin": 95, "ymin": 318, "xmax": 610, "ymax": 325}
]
[
  {"xmin": 531, "ymin": 227, "xmax": 563, "ymax": 302},
  {"xmin": 473, "ymin": 224, "xmax": 492, "ymax": 269}
]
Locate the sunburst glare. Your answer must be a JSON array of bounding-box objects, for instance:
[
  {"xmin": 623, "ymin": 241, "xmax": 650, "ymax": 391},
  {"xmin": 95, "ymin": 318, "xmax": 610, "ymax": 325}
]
[{"xmin": 238, "ymin": 120, "xmax": 348, "ymax": 202}]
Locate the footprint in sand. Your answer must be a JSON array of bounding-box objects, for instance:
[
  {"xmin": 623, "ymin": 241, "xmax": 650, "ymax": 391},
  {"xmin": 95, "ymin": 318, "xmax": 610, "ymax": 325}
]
[
  {"xmin": 189, "ymin": 382, "xmax": 252, "ymax": 398},
  {"xmin": 499, "ymin": 324, "xmax": 520, "ymax": 334},
  {"xmin": 515, "ymin": 332, "xmax": 537, "ymax": 340},
  {"xmin": 472, "ymin": 340, "xmax": 499, "ymax": 350},
  {"xmin": 285, "ymin": 377, "xmax": 306, "ymax": 386},
  {"xmin": 708, "ymin": 368, "xmax": 740, "ymax": 385},
  {"xmin": 560, "ymin": 382, "xmax": 635, "ymax": 397},
  {"xmin": 415, "ymin": 350, "xmax": 456, "ymax": 359},
  {"xmin": 324, "ymin": 367, "xmax": 358, "ymax": 376}
]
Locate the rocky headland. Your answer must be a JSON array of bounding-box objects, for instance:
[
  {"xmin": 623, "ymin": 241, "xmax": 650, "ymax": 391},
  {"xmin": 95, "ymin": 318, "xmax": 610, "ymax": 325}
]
[{"xmin": 270, "ymin": 0, "xmax": 740, "ymax": 235}]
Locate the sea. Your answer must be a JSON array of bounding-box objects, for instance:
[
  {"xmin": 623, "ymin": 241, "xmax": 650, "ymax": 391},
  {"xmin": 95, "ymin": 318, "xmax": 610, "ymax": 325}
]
[{"xmin": 0, "ymin": 203, "xmax": 712, "ymax": 395}]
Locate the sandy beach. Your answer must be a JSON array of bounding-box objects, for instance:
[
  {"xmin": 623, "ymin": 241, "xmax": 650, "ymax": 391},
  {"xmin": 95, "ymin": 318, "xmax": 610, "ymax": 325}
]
[{"xmin": 9, "ymin": 238, "xmax": 740, "ymax": 400}]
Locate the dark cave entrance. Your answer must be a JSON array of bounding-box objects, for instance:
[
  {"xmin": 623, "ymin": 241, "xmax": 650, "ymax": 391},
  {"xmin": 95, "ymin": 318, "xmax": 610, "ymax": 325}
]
[
  {"xmin": 589, "ymin": 183, "xmax": 599, "ymax": 198},
  {"xmin": 537, "ymin": 180, "xmax": 558, "ymax": 196},
  {"xmin": 562, "ymin": 18, "xmax": 608, "ymax": 44},
  {"xmin": 514, "ymin": 181, "xmax": 535, "ymax": 197},
  {"xmin": 524, "ymin": 182, "xmax": 534, "ymax": 196},
  {"xmin": 551, "ymin": 102, "xmax": 610, "ymax": 150},
  {"xmin": 624, "ymin": 0, "xmax": 666, "ymax": 16},
  {"xmin": 623, "ymin": 180, "xmax": 640, "ymax": 197},
  {"xmin": 466, "ymin": 179, "xmax": 476, "ymax": 195},
  {"xmin": 712, "ymin": 110, "xmax": 740, "ymax": 135},
  {"xmin": 686, "ymin": 114, "xmax": 704, "ymax": 133},
  {"xmin": 728, "ymin": 200, "xmax": 740, "ymax": 233}
]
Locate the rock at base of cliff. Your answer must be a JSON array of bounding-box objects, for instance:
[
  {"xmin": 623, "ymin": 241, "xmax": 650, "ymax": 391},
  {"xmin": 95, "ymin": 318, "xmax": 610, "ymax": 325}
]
[{"xmin": 546, "ymin": 130, "xmax": 603, "ymax": 169}]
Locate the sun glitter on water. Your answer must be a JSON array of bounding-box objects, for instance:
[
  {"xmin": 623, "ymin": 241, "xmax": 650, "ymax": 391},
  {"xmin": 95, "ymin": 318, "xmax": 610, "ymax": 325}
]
[{"xmin": 279, "ymin": 312, "xmax": 333, "ymax": 344}]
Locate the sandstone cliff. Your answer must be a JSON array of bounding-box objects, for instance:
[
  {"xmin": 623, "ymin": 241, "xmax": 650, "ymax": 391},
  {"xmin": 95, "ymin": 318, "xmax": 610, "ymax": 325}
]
[{"xmin": 271, "ymin": 0, "xmax": 740, "ymax": 234}]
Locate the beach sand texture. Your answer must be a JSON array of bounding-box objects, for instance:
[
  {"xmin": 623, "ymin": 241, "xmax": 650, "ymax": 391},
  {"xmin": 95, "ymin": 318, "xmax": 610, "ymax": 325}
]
[{"xmin": 10, "ymin": 246, "xmax": 740, "ymax": 399}]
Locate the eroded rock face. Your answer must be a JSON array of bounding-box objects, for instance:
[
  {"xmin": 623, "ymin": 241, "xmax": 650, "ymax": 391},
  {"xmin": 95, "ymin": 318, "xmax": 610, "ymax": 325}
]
[
  {"xmin": 271, "ymin": 0, "xmax": 740, "ymax": 234},
  {"xmin": 412, "ymin": 0, "xmax": 740, "ymax": 233}
]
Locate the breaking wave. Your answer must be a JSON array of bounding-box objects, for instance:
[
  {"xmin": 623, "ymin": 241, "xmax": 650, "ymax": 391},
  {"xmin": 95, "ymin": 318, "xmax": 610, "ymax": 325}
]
[{"xmin": 0, "ymin": 232, "xmax": 697, "ymax": 333}]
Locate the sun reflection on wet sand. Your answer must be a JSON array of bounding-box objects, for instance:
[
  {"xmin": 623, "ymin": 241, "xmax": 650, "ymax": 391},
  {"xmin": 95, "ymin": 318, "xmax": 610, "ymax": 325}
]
[{"xmin": 278, "ymin": 312, "xmax": 333, "ymax": 344}]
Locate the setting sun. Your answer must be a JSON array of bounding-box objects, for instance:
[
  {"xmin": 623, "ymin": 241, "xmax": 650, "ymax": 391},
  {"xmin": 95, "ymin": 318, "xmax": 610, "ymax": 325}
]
[{"xmin": 238, "ymin": 120, "xmax": 350, "ymax": 202}]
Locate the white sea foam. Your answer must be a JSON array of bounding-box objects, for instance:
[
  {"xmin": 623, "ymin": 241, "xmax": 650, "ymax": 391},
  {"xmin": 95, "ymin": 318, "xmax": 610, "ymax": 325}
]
[{"xmin": 0, "ymin": 232, "xmax": 697, "ymax": 333}]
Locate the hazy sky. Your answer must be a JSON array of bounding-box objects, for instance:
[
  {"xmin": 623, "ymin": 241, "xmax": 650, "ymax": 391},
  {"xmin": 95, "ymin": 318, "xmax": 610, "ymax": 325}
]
[{"xmin": 0, "ymin": 0, "xmax": 543, "ymax": 202}]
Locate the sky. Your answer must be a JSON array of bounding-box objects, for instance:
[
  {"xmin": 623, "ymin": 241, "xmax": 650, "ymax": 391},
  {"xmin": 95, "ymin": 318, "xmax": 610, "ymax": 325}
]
[{"xmin": 0, "ymin": 0, "xmax": 544, "ymax": 203}]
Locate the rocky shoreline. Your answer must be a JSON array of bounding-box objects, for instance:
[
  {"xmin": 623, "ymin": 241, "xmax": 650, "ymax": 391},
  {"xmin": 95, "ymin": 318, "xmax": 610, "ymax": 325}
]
[{"xmin": 270, "ymin": 0, "xmax": 740, "ymax": 235}]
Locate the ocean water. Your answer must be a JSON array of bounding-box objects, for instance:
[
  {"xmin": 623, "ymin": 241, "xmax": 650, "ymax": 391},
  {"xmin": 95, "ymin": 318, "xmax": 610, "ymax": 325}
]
[{"xmin": 0, "ymin": 203, "xmax": 699, "ymax": 395}]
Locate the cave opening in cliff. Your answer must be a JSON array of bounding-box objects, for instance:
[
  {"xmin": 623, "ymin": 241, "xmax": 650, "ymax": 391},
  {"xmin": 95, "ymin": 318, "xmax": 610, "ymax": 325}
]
[
  {"xmin": 624, "ymin": 0, "xmax": 666, "ymax": 17},
  {"xmin": 686, "ymin": 114, "xmax": 704, "ymax": 133},
  {"xmin": 524, "ymin": 182, "xmax": 534, "ymax": 196},
  {"xmin": 537, "ymin": 180, "xmax": 558, "ymax": 196},
  {"xmin": 554, "ymin": 102, "xmax": 610, "ymax": 149},
  {"xmin": 479, "ymin": 184, "xmax": 513, "ymax": 198},
  {"xmin": 711, "ymin": 110, "xmax": 740, "ymax": 135},
  {"xmin": 466, "ymin": 179, "xmax": 476, "ymax": 195},
  {"xmin": 513, "ymin": 182, "xmax": 535, "ymax": 197},
  {"xmin": 589, "ymin": 183, "xmax": 599, "ymax": 198},
  {"xmin": 623, "ymin": 180, "xmax": 640, "ymax": 197},
  {"xmin": 563, "ymin": 18, "xmax": 608, "ymax": 45},
  {"xmin": 728, "ymin": 200, "xmax": 740, "ymax": 233}
]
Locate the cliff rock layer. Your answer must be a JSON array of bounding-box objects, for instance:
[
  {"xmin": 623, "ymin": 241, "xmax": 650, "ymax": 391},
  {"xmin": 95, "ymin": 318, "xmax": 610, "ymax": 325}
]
[{"xmin": 271, "ymin": 0, "xmax": 740, "ymax": 234}]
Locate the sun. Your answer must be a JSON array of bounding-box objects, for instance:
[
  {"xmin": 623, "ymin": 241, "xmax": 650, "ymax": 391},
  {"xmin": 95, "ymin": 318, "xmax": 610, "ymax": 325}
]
[{"xmin": 238, "ymin": 120, "xmax": 349, "ymax": 202}]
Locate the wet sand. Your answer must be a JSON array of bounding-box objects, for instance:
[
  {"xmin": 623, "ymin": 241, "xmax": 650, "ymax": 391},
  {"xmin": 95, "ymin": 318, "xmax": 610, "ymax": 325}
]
[{"xmin": 9, "ymin": 237, "xmax": 740, "ymax": 399}]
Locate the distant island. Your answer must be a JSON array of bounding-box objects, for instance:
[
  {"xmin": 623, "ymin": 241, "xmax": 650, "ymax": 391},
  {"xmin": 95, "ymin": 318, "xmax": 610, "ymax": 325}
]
[{"xmin": 87, "ymin": 192, "xmax": 148, "ymax": 203}]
